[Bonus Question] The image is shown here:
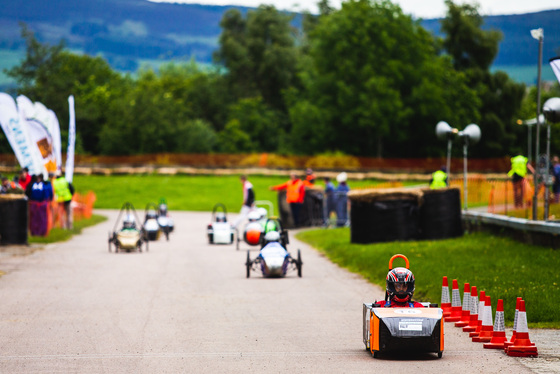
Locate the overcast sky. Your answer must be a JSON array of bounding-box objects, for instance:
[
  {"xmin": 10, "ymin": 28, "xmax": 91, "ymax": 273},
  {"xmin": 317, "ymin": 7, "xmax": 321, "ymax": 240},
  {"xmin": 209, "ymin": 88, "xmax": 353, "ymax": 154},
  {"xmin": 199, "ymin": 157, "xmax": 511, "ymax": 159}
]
[{"xmin": 149, "ymin": 0, "xmax": 559, "ymax": 19}]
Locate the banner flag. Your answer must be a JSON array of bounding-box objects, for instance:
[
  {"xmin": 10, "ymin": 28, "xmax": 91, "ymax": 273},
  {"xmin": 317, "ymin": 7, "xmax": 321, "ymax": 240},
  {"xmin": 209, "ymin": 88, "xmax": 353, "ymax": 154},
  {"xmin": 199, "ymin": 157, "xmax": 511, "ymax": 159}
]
[
  {"xmin": 17, "ymin": 95, "xmax": 56, "ymax": 177},
  {"xmin": 550, "ymin": 57, "xmax": 560, "ymax": 85},
  {"xmin": 0, "ymin": 93, "xmax": 39, "ymax": 173},
  {"xmin": 66, "ymin": 95, "xmax": 76, "ymax": 183},
  {"xmin": 49, "ymin": 109, "xmax": 62, "ymax": 172}
]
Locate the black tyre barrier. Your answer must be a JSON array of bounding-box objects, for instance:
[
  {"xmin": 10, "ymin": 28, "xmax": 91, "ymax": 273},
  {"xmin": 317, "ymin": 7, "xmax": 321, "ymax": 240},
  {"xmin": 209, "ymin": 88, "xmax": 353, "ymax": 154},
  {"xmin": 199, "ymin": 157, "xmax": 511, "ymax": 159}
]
[
  {"xmin": 419, "ymin": 188, "xmax": 463, "ymax": 240},
  {"xmin": 349, "ymin": 188, "xmax": 462, "ymax": 244},
  {"xmin": 0, "ymin": 197, "xmax": 28, "ymax": 245},
  {"xmin": 351, "ymin": 198, "xmax": 419, "ymax": 244}
]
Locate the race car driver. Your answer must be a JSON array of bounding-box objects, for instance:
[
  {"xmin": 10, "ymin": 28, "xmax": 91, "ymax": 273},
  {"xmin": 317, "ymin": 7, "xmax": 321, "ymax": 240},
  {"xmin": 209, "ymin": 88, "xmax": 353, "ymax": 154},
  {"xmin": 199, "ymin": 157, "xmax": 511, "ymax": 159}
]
[{"xmin": 375, "ymin": 267, "xmax": 424, "ymax": 308}]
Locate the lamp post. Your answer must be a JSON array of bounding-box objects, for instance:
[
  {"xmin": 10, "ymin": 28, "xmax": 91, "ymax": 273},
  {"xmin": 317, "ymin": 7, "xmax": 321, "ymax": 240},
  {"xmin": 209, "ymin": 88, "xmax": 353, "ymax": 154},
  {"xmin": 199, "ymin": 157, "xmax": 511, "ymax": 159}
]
[
  {"xmin": 436, "ymin": 121, "xmax": 459, "ymax": 187},
  {"xmin": 543, "ymin": 97, "xmax": 560, "ymax": 220},
  {"xmin": 458, "ymin": 124, "xmax": 481, "ymax": 210},
  {"xmin": 517, "ymin": 119, "xmax": 532, "ymax": 164},
  {"xmin": 531, "ymin": 28, "xmax": 544, "ymax": 220}
]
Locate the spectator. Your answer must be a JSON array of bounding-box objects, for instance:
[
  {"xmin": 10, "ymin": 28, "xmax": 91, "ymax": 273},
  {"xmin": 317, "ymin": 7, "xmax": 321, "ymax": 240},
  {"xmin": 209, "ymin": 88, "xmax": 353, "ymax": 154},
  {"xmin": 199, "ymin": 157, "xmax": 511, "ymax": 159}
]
[
  {"xmin": 28, "ymin": 174, "xmax": 50, "ymax": 236},
  {"xmin": 270, "ymin": 172, "xmax": 305, "ymax": 227},
  {"xmin": 0, "ymin": 176, "xmax": 22, "ymax": 194},
  {"xmin": 335, "ymin": 172, "xmax": 350, "ymax": 227},
  {"xmin": 552, "ymin": 156, "xmax": 560, "ymax": 203},
  {"xmin": 44, "ymin": 173, "xmax": 54, "ymax": 202},
  {"xmin": 429, "ymin": 166, "xmax": 448, "ymax": 189},
  {"xmin": 30, "ymin": 174, "xmax": 50, "ymax": 202},
  {"xmin": 18, "ymin": 167, "xmax": 31, "ymax": 190},
  {"xmin": 323, "ymin": 176, "xmax": 336, "ymax": 226},
  {"xmin": 232, "ymin": 175, "xmax": 255, "ymax": 229},
  {"xmin": 25, "ymin": 174, "xmax": 38, "ymax": 200},
  {"xmin": 1, "ymin": 176, "xmax": 11, "ymax": 194},
  {"xmin": 303, "ymin": 168, "xmax": 316, "ymax": 187},
  {"xmin": 53, "ymin": 171, "xmax": 75, "ymax": 229},
  {"xmin": 507, "ymin": 155, "xmax": 534, "ymax": 208}
]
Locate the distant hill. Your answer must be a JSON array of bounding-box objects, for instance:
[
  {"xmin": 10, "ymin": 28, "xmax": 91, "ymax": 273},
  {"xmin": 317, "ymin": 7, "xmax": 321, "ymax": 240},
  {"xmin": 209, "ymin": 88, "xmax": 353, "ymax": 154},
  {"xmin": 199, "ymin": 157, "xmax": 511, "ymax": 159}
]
[
  {"xmin": 422, "ymin": 9, "xmax": 560, "ymax": 84},
  {"xmin": 0, "ymin": 0, "xmax": 558, "ymax": 86}
]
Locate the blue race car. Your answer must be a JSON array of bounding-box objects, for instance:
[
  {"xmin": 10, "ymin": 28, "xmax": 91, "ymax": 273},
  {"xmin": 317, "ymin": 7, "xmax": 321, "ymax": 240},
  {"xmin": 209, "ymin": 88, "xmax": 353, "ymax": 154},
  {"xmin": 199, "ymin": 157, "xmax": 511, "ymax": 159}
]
[{"xmin": 245, "ymin": 218, "xmax": 302, "ymax": 278}]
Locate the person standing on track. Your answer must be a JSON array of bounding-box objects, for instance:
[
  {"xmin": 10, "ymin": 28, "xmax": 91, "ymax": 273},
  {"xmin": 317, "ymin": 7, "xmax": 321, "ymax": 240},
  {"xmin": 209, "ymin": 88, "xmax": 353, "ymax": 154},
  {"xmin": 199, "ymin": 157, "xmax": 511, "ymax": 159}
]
[
  {"xmin": 270, "ymin": 172, "xmax": 305, "ymax": 227},
  {"xmin": 232, "ymin": 175, "xmax": 255, "ymax": 229}
]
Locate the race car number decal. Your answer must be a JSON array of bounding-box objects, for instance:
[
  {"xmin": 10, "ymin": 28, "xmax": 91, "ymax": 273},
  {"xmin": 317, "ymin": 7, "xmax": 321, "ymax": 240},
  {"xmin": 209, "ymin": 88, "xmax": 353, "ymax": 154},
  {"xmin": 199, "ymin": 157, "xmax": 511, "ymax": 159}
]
[
  {"xmin": 398, "ymin": 320, "xmax": 423, "ymax": 331},
  {"xmin": 393, "ymin": 309, "xmax": 422, "ymax": 315}
]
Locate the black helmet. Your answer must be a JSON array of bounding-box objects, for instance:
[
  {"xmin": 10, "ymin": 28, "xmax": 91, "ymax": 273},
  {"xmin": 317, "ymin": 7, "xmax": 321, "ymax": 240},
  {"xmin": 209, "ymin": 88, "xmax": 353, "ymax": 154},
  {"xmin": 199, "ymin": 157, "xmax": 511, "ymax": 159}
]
[{"xmin": 386, "ymin": 267, "xmax": 415, "ymax": 304}]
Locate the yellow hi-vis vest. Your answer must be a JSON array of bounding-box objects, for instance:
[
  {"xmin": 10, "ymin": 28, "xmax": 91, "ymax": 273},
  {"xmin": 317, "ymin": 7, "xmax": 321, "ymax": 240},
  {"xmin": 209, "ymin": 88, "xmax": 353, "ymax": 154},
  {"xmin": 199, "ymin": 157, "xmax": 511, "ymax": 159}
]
[
  {"xmin": 53, "ymin": 177, "xmax": 72, "ymax": 202},
  {"xmin": 508, "ymin": 155, "xmax": 528, "ymax": 178},
  {"xmin": 430, "ymin": 170, "xmax": 448, "ymax": 189}
]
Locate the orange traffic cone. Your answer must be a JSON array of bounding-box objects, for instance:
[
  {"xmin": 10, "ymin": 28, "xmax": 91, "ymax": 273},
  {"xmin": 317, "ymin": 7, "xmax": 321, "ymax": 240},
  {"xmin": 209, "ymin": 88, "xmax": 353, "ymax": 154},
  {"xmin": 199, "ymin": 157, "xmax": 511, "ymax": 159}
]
[
  {"xmin": 469, "ymin": 290, "xmax": 486, "ymax": 338},
  {"xmin": 446, "ymin": 279, "xmax": 462, "ymax": 323},
  {"xmin": 463, "ymin": 286, "xmax": 479, "ymax": 333},
  {"xmin": 441, "ymin": 276, "xmax": 452, "ymax": 318},
  {"xmin": 484, "ymin": 299, "xmax": 508, "ymax": 349},
  {"xmin": 473, "ymin": 295, "xmax": 493, "ymax": 342},
  {"xmin": 455, "ymin": 282, "xmax": 471, "ymax": 327},
  {"xmin": 506, "ymin": 300, "xmax": 538, "ymax": 357},
  {"xmin": 504, "ymin": 297, "xmax": 522, "ymax": 350}
]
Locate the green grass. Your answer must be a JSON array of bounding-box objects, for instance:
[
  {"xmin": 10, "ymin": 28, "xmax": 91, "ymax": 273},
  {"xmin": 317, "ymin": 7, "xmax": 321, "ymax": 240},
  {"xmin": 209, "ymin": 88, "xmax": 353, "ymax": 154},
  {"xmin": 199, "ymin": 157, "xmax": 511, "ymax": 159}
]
[
  {"xmin": 28, "ymin": 214, "xmax": 107, "ymax": 244},
  {"xmin": 72, "ymin": 174, "xmax": 408, "ymax": 213},
  {"xmin": 296, "ymin": 228, "xmax": 560, "ymax": 328}
]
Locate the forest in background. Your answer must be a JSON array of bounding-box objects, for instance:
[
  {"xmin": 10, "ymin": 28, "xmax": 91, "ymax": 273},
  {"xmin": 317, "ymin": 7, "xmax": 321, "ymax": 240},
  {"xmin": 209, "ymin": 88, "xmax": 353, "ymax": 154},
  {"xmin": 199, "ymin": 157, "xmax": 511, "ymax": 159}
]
[{"xmin": 2, "ymin": 0, "xmax": 560, "ymax": 160}]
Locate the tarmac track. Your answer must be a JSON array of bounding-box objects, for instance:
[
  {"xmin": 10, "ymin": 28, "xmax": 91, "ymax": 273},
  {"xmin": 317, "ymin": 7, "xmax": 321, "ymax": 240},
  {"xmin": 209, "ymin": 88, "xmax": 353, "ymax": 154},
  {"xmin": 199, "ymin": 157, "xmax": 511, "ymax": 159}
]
[{"xmin": 0, "ymin": 210, "xmax": 555, "ymax": 373}]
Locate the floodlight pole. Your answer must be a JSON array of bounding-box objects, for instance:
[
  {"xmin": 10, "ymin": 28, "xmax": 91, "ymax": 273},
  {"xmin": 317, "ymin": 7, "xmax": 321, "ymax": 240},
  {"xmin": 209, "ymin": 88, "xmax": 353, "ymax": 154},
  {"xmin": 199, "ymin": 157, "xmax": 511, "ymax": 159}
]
[
  {"xmin": 532, "ymin": 28, "xmax": 543, "ymax": 221},
  {"xmin": 446, "ymin": 137, "xmax": 453, "ymax": 187},
  {"xmin": 544, "ymin": 119, "xmax": 551, "ymax": 220},
  {"xmin": 527, "ymin": 122, "xmax": 533, "ymax": 165},
  {"xmin": 463, "ymin": 138, "xmax": 469, "ymax": 210}
]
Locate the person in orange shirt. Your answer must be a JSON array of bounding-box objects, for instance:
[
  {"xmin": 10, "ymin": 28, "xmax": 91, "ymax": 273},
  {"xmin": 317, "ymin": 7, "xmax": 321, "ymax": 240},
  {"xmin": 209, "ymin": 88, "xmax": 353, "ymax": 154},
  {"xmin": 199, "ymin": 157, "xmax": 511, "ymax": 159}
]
[
  {"xmin": 303, "ymin": 168, "xmax": 316, "ymax": 187},
  {"xmin": 270, "ymin": 172, "xmax": 305, "ymax": 227}
]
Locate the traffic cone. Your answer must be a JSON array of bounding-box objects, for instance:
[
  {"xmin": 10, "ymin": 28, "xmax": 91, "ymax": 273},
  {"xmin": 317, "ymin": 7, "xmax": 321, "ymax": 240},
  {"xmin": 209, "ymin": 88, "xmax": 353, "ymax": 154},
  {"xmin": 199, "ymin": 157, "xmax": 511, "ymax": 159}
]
[
  {"xmin": 473, "ymin": 295, "xmax": 493, "ymax": 342},
  {"xmin": 446, "ymin": 279, "xmax": 462, "ymax": 322},
  {"xmin": 463, "ymin": 286, "xmax": 479, "ymax": 333},
  {"xmin": 441, "ymin": 276, "xmax": 452, "ymax": 318},
  {"xmin": 469, "ymin": 290, "xmax": 486, "ymax": 338},
  {"xmin": 504, "ymin": 297, "xmax": 523, "ymax": 350},
  {"xmin": 506, "ymin": 300, "xmax": 538, "ymax": 357},
  {"xmin": 484, "ymin": 299, "xmax": 508, "ymax": 349},
  {"xmin": 455, "ymin": 282, "xmax": 471, "ymax": 327}
]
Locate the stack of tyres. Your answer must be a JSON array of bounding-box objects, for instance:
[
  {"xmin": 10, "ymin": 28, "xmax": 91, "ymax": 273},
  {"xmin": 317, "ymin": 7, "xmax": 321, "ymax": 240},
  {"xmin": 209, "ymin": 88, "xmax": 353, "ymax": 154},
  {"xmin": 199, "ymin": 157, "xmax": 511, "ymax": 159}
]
[
  {"xmin": 349, "ymin": 191, "xmax": 421, "ymax": 244},
  {"xmin": 0, "ymin": 196, "xmax": 28, "ymax": 245},
  {"xmin": 419, "ymin": 188, "xmax": 463, "ymax": 239}
]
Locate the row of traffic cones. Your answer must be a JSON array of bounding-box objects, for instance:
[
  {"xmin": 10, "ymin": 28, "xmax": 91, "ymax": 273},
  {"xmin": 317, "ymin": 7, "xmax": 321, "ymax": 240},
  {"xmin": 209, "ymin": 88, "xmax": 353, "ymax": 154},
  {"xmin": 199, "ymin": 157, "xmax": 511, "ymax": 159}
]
[{"xmin": 440, "ymin": 276, "xmax": 538, "ymax": 357}]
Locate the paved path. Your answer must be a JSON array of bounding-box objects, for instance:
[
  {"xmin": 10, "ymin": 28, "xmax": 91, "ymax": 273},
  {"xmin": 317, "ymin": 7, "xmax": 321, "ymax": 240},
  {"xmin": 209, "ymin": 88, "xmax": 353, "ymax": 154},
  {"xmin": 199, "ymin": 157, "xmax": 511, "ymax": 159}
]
[{"xmin": 0, "ymin": 210, "xmax": 555, "ymax": 373}]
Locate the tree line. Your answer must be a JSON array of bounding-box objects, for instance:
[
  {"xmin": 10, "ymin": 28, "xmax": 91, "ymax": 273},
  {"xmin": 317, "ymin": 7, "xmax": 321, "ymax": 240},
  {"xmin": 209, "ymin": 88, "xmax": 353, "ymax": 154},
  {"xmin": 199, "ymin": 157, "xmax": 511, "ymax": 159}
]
[{"xmin": 2, "ymin": 0, "xmax": 559, "ymax": 159}]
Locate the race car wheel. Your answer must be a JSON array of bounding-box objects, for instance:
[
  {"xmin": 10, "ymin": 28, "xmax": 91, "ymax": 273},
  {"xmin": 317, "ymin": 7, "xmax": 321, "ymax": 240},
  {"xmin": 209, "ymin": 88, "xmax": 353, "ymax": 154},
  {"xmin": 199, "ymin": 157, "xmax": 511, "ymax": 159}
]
[
  {"xmin": 208, "ymin": 233, "xmax": 213, "ymax": 244},
  {"xmin": 438, "ymin": 351, "xmax": 443, "ymax": 359},
  {"xmin": 165, "ymin": 230, "xmax": 169, "ymax": 241},
  {"xmin": 246, "ymin": 251, "xmax": 251, "ymax": 278},
  {"xmin": 108, "ymin": 232, "xmax": 112, "ymax": 252},
  {"xmin": 115, "ymin": 243, "xmax": 119, "ymax": 253},
  {"xmin": 138, "ymin": 242, "xmax": 142, "ymax": 253},
  {"xmin": 373, "ymin": 351, "xmax": 378, "ymax": 358},
  {"xmin": 297, "ymin": 249, "xmax": 302, "ymax": 278},
  {"xmin": 145, "ymin": 240, "xmax": 149, "ymax": 252}
]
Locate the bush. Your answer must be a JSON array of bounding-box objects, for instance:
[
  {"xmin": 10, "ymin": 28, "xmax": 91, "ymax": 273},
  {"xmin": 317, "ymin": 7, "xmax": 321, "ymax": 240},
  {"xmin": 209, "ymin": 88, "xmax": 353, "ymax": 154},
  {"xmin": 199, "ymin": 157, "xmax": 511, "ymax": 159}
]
[{"xmin": 305, "ymin": 152, "xmax": 360, "ymax": 169}]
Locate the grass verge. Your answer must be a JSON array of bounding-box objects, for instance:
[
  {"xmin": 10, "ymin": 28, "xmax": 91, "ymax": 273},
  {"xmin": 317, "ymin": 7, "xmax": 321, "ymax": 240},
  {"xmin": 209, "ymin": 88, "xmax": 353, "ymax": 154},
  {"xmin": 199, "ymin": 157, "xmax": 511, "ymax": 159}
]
[
  {"xmin": 28, "ymin": 214, "xmax": 107, "ymax": 244},
  {"xmin": 296, "ymin": 228, "xmax": 560, "ymax": 328},
  {"xmin": 72, "ymin": 174, "xmax": 416, "ymax": 212}
]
